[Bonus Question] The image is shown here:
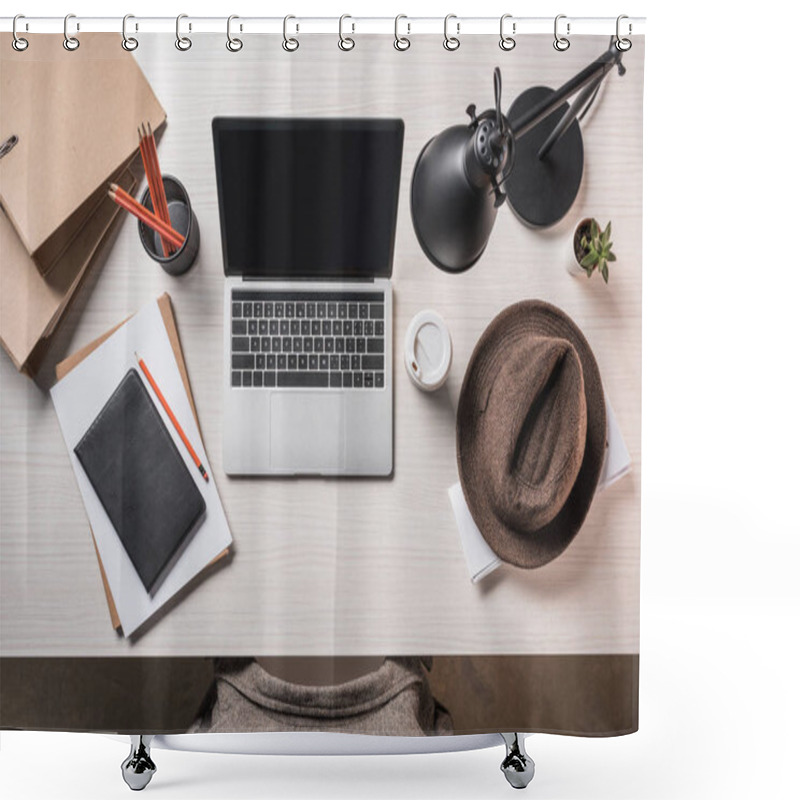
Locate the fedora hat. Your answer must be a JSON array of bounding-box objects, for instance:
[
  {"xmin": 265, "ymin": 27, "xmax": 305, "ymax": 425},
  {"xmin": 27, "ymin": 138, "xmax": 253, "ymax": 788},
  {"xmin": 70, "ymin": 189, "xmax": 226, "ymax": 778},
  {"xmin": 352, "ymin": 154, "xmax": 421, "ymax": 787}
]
[{"xmin": 456, "ymin": 300, "xmax": 606, "ymax": 569}]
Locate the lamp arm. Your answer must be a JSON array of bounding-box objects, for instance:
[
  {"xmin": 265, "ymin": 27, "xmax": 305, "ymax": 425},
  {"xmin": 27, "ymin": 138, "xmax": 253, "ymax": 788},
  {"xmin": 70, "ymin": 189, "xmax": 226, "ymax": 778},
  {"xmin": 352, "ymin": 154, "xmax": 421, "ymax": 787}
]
[
  {"xmin": 536, "ymin": 72, "xmax": 605, "ymax": 161},
  {"xmin": 509, "ymin": 45, "xmax": 623, "ymax": 142}
]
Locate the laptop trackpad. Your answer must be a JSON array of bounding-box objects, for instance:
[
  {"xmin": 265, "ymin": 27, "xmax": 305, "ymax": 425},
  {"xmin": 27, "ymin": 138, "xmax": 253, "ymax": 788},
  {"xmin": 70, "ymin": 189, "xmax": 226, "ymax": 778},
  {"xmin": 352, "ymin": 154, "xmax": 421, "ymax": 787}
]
[{"xmin": 270, "ymin": 393, "xmax": 346, "ymax": 474}]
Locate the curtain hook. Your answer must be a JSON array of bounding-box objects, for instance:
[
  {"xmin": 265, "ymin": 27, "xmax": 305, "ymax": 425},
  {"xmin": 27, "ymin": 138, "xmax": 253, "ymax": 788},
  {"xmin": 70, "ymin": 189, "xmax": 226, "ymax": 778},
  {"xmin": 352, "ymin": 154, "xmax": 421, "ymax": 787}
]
[
  {"xmin": 122, "ymin": 14, "xmax": 138, "ymax": 51},
  {"xmin": 615, "ymin": 15, "xmax": 632, "ymax": 51},
  {"xmin": 175, "ymin": 14, "xmax": 192, "ymax": 51},
  {"xmin": 63, "ymin": 13, "xmax": 80, "ymax": 51},
  {"xmin": 394, "ymin": 14, "xmax": 410, "ymax": 51},
  {"xmin": 282, "ymin": 15, "xmax": 299, "ymax": 51},
  {"xmin": 338, "ymin": 14, "xmax": 355, "ymax": 51},
  {"xmin": 12, "ymin": 14, "xmax": 29, "ymax": 52},
  {"xmin": 226, "ymin": 15, "xmax": 243, "ymax": 51},
  {"xmin": 499, "ymin": 14, "xmax": 516, "ymax": 51},
  {"xmin": 443, "ymin": 14, "xmax": 460, "ymax": 51},
  {"xmin": 553, "ymin": 14, "xmax": 570, "ymax": 51}
]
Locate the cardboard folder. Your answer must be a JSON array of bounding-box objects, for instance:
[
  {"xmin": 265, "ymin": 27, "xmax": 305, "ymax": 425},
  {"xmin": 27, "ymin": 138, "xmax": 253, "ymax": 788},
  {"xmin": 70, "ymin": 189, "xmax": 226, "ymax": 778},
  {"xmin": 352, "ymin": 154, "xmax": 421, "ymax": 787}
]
[
  {"xmin": 0, "ymin": 168, "xmax": 136, "ymax": 373},
  {"xmin": 0, "ymin": 32, "xmax": 165, "ymax": 376},
  {"xmin": 55, "ymin": 295, "xmax": 230, "ymax": 631},
  {"xmin": 0, "ymin": 33, "xmax": 165, "ymax": 267}
]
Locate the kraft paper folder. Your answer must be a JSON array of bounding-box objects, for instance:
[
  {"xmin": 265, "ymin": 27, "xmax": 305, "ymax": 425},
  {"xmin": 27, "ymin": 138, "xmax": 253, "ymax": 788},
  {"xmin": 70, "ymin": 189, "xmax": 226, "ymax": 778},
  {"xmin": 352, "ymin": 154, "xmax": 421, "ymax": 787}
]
[
  {"xmin": 0, "ymin": 33, "xmax": 166, "ymax": 373},
  {"xmin": 55, "ymin": 295, "xmax": 230, "ymax": 631},
  {"xmin": 0, "ymin": 169, "xmax": 136, "ymax": 374}
]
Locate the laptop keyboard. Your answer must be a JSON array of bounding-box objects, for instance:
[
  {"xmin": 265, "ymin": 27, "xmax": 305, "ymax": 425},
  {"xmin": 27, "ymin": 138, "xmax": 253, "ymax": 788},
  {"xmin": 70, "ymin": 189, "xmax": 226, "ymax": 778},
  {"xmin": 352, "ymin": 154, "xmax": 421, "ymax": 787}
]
[{"xmin": 230, "ymin": 290, "xmax": 386, "ymax": 389}]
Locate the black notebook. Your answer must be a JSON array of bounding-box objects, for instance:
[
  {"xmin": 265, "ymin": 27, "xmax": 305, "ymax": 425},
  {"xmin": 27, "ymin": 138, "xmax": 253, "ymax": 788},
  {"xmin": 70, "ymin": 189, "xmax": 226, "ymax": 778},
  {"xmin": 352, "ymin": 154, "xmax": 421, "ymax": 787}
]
[{"xmin": 74, "ymin": 368, "xmax": 206, "ymax": 593}]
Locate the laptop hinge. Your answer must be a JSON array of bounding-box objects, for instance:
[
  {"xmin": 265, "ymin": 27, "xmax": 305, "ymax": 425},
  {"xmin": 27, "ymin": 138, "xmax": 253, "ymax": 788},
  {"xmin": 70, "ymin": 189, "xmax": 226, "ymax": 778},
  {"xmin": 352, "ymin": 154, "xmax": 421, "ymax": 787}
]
[{"xmin": 242, "ymin": 275, "xmax": 377, "ymax": 283}]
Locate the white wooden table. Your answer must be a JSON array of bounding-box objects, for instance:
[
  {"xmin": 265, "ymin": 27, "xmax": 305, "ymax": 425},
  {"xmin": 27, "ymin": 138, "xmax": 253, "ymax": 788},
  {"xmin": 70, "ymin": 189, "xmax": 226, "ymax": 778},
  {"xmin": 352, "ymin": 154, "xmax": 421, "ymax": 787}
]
[{"xmin": 0, "ymin": 34, "xmax": 643, "ymax": 656}]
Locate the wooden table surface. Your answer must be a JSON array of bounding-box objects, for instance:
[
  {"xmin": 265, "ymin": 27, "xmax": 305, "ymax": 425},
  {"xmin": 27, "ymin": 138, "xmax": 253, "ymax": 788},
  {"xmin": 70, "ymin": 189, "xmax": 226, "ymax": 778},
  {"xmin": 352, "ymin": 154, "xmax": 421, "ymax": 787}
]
[{"xmin": 0, "ymin": 34, "xmax": 643, "ymax": 656}]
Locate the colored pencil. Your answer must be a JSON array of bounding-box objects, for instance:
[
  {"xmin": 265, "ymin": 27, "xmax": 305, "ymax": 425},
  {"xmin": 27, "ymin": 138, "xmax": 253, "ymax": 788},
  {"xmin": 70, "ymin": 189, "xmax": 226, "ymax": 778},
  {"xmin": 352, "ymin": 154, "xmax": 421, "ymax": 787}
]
[
  {"xmin": 146, "ymin": 123, "xmax": 173, "ymax": 235},
  {"xmin": 138, "ymin": 125, "xmax": 170, "ymax": 255},
  {"xmin": 108, "ymin": 183, "xmax": 185, "ymax": 249},
  {"xmin": 143, "ymin": 122, "xmax": 175, "ymax": 255},
  {"xmin": 135, "ymin": 351, "xmax": 209, "ymax": 482}
]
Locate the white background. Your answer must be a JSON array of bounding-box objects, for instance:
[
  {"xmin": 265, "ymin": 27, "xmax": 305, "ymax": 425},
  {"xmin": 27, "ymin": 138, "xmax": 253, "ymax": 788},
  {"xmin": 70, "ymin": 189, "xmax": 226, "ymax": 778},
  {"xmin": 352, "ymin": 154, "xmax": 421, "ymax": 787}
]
[{"xmin": 2, "ymin": 1, "xmax": 798, "ymax": 799}]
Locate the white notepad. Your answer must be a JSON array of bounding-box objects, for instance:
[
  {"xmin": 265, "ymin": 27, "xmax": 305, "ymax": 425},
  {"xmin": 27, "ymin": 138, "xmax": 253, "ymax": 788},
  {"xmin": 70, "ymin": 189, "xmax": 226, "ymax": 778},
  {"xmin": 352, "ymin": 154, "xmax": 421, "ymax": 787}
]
[{"xmin": 51, "ymin": 299, "xmax": 232, "ymax": 636}]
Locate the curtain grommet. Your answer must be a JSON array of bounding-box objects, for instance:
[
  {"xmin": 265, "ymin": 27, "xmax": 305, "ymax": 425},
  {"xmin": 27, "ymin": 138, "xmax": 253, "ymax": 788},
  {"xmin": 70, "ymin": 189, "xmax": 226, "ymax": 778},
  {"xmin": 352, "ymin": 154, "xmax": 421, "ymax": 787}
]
[
  {"xmin": 553, "ymin": 14, "xmax": 570, "ymax": 51},
  {"xmin": 444, "ymin": 14, "xmax": 460, "ymax": 51},
  {"xmin": 499, "ymin": 14, "xmax": 516, "ymax": 51},
  {"xmin": 175, "ymin": 14, "xmax": 192, "ymax": 51},
  {"xmin": 63, "ymin": 13, "xmax": 80, "ymax": 51}
]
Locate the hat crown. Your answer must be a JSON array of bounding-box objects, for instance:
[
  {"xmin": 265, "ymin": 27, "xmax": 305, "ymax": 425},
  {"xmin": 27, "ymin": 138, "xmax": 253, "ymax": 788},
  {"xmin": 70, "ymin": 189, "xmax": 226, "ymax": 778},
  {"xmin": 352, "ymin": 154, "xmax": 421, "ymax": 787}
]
[{"xmin": 481, "ymin": 336, "xmax": 587, "ymax": 534}]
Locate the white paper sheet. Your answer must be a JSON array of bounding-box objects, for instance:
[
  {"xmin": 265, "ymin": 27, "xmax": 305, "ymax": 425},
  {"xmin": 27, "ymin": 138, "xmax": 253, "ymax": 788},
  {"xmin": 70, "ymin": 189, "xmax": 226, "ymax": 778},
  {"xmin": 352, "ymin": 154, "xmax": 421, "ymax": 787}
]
[{"xmin": 51, "ymin": 299, "xmax": 232, "ymax": 636}]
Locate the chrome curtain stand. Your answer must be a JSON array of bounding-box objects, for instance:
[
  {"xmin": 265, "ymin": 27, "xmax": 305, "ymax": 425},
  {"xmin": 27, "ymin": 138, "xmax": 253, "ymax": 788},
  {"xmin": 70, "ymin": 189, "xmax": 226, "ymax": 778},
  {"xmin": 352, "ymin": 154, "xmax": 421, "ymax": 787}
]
[{"xmin": 120, "ymin": 732, "xmax": 535, "ymax": 790}]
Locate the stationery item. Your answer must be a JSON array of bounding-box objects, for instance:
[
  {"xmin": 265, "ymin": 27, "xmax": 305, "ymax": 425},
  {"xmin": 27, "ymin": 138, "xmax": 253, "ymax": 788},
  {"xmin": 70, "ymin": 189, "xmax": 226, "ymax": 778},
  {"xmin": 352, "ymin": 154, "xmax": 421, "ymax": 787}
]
[
  {"xmin": 598, "ymin": 400, "xmax": 632, "ymax": 489},
  {"xmin": 457, "ymin": 300, "xmax": 606, "ymax": 569},
  {"xmin": 146, "ymin": 122, "xmax": 174, "ymax": 239},
  {"xmin": 449, "ymin": 483, "xmax": 504, "ymax": 583},
  {"xmin": 405, "ymin": 310, "xmax": 453, "ymax": 391},
  {"xmin": 55, "ymin": 294, "xmax": 229, "ymax": 631},
  {"xmin": 0, "ymin": 33, "xmax": 165, "ymax": 269},
  {"xmin": 451, "ymin": 395, "xmax": 631, "ymax": 582},
  {"xmin": 108, "ymin": 183, "xmax": 185, "ymax": 248},
  {"xmin": 51, "ymin": 296, "xmax": 233, "ymax": 636},
  {"xmin": 0, "ymin": 31, "xmax": 165, "ymax": 375},
  {"xmin": 138, "ymin": 175, "xmax": 200, "ymax": 275},
  {"xmin": 0, "ymin": 168, "xmax": 136, "ymax": 374},
  {"xmin": 136, "ymin": 352, "xmax": 209, "ymax": 481},
  {"xmin": 74, "ymin": 369, "xmax": 207, "ymax": 593},
  {"xmin": 138, "ymin": 124, "xmax": 171, "ymax": 256}
]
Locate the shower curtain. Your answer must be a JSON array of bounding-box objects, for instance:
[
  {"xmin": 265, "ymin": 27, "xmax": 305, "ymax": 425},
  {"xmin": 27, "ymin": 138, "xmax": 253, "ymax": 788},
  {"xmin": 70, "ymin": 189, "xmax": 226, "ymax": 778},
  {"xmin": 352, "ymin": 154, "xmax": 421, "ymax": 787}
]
[{"xmin": 0, "ymin": 26, "xmax": 644, "ymax": 742}]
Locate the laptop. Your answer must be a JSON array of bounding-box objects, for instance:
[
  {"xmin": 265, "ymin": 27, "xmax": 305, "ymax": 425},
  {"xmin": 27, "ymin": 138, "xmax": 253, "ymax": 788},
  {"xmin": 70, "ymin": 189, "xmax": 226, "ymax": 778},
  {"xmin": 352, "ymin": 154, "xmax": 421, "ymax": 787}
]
[{"xmin": 212, "ymin": 117, "xmax": 404, "ymax": 476}]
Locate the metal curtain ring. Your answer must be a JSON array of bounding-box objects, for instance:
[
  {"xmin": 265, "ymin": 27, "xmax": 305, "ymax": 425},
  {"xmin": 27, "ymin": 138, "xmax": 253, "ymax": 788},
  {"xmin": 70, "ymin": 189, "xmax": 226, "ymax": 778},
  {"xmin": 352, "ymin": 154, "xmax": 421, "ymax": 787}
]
[
  {"xmin": 282, "ymin": 15, "xmax": 299, "ymax": 51},
  {"xmin": 443, "ymin": 14, "xmax": 460, "ymax": 51},
  {"xmin": 394, "ymin": 14, "xmax": 410, "ymax": 51},
  {"xmin": 226, "ymin": 15, "xmax": 243, "ymax": 51},
  {"xmin": 553, "ymin": 14, "xmax": 570, "ymax": 51},
  {"xmin": 615, "ymin": 14, "xmax": 632, "ymax": 51},
  {"xmin": 175, "ymin": 14, "xmax": 192, "ymax": 51},
  {"xmin": 338, "ymin": 14, "xmax": 355, "ymax": 51},
  {"xmin": 122, "ymin": 14, "xmax": 138, "ymax": 51},
  {"xmin": 63, "ymin": 13, "xmax": 80, "ymax": 51},
  {"xmin": 12, "ymin": 15, "xmax": 29, "ymax": 51},
  {"xmin": 499, "ymin": 14, "xmax": 516, "ymax": 51}
]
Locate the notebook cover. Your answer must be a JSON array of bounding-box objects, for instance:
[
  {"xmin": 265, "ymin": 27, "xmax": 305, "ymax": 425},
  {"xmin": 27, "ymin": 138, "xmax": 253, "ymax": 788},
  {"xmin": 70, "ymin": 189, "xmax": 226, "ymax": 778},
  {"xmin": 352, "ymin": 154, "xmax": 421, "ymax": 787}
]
[
  {"xmin": 74, "ymin": 368, "xmax": 206, "ymax": 593},
  {"xmin": 56, "ymin": 294, "xmax": 229, "ymax": 630}
]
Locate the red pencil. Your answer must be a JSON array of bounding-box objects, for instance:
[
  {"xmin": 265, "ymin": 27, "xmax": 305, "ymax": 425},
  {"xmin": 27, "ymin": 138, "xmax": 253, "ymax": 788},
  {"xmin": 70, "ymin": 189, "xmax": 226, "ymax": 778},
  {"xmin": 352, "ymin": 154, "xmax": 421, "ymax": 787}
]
[
  {"xmin": 135, "ymin": 351, "xmax": 209, "ymax": 482},
  {"xmin": 146, "ymin": 122, "xmax": 173, "ymax": 234},
  {"xmin": 138, "ymin": 125, "xmax": 171, "ymax": 255},
  {"xmin": 108, "ymin": 183, "xmax": 185, "ymax": 248}
]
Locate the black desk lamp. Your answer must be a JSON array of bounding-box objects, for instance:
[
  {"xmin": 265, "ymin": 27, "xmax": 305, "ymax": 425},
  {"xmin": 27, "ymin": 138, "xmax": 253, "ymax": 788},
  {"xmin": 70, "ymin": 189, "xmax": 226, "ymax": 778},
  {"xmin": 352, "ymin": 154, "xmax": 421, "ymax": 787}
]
[{"xmin": 411, "ymin": 40, "xmax": 626, "ymax": 273}]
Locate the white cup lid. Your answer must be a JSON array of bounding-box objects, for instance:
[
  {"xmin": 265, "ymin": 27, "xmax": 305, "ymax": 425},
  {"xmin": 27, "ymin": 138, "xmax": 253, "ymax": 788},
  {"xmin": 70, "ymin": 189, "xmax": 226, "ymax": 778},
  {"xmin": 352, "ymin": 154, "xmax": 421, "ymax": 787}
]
[{"xmin": 405, "ymin": 310, "xmax": 452, "ymax": 391}]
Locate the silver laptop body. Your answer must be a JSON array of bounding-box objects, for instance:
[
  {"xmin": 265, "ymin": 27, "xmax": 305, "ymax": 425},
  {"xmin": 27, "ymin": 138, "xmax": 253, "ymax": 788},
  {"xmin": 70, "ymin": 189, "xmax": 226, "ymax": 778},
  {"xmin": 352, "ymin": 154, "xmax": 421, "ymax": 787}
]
[
  {"xmin": 213, "ymin": 118, "xmax": 403, "ymax": 476},
  {"xmin": 222, "ymin": 278, "xmax": 392, "ymax": 475}
]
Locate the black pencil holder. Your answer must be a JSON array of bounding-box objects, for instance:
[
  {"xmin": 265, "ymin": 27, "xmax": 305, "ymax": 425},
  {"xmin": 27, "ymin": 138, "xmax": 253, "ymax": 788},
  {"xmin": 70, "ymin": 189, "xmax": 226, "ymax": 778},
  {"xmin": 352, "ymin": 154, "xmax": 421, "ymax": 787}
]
[{"xmin": 138, "ymin": 175, "xmax": 200, "ymax": 276}]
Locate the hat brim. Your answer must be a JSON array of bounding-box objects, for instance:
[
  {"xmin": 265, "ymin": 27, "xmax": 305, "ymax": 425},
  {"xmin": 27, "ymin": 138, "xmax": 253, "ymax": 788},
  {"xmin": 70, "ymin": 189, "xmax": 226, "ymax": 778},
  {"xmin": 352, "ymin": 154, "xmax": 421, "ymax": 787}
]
[{"xmin": 457, "ymin": 300, "xmax": 606, "ymax": 569}]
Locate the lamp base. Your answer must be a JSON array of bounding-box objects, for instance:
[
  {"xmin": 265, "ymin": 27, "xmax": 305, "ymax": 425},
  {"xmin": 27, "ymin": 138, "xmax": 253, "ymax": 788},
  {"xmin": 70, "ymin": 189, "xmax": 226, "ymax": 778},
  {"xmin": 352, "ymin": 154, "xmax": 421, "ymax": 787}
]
[{"xmin": 505, "ymin": 86, "xmax": 584, "ymax": 228}]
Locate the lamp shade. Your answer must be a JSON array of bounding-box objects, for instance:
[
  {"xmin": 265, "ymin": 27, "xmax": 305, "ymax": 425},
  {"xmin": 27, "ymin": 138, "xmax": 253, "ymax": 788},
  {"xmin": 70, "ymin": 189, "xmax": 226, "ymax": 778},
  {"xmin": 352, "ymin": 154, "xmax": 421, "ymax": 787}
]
[{"xmin": 410, "ymin": 124, "xmax": 500, "ymax": 274}]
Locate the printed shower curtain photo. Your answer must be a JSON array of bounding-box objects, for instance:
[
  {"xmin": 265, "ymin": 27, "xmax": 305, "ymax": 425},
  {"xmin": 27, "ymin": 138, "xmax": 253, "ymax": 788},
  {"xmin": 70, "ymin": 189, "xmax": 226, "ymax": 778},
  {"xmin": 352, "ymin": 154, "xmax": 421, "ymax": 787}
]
[{"xmin": 0, "ymin": 27, "xmax": 644, "ymax": 747}]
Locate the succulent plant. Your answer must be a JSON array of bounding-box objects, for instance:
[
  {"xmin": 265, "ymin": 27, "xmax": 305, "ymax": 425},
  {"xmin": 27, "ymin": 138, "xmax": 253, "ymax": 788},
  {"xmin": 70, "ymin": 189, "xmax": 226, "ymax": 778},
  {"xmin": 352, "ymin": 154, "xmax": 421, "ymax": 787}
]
[{"xmin": 577, "ymin": 219, "xmax": 616, "ymax": 283}]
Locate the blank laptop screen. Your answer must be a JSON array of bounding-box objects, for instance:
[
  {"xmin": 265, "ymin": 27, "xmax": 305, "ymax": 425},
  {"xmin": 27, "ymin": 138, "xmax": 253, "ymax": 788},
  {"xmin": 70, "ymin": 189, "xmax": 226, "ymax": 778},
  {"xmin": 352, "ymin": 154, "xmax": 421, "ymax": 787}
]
[{"xmin": 213, "ymin": 118, "xmax": 404, "ymax": 280}]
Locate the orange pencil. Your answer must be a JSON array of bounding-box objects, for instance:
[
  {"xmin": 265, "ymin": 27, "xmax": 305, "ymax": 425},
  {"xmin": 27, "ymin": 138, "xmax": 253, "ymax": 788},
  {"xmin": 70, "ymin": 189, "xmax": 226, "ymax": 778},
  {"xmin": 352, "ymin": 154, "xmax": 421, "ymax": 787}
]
[
  {"xmin": 135, "ymin": 351, "xmax": 209, "ymax": 482},
  {"xmin": 108, "ymin": 183, "xmax": 185, "ymax": 248},
  {"xmin": 146, "ymin": 122, "xmax": 173, "ymax": 230},
  {"xmin": 138, "ymin": 125, "xmax": 171, "ymax": 255},
  {"xmin": 143, "ymin": 122, "xmax": 175, "ymax": 255}
]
